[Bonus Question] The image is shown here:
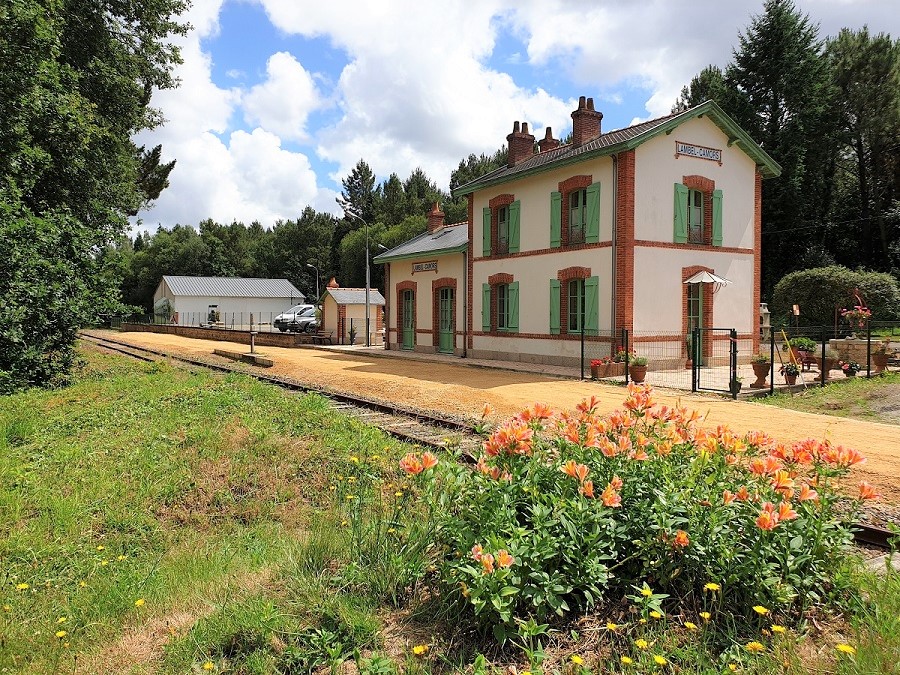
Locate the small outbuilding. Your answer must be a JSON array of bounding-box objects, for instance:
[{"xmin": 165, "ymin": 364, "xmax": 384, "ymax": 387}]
[
  {"xmin": 321, "ymin": 278, "xmax": 386, "ymax": 345},
  {"xmin": 153, "ymin": 275, "xmax": 304, "ymax": 326}
]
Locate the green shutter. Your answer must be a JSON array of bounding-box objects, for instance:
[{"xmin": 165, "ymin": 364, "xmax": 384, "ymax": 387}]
[
  {"xmin": 508, "ymin": 281, "xmax": 519, "ymax": 332},
  {"xmin": 550, "ymin": 191, "xmax": 561, "ymax": 248},
  {"xmin": 712, "ymin": 189, "xmax": 723, "ymax": 246},
  {"xmin": 549, "ymin": 279, "xmax": 561, "ymax": 335},
  {"xmin": 482, "ymin": 208, "xmax": 492, "ymax": 256},
  {"xmin": 585, "ymin": 276, "xmax": 599, "ymax": 336},
  {"xmin": 481, "ymin": 284, "xmax": 491, "ymax": 331},
  {"xmin": 585, "ymin": 182, "xmax": 601, "ymax": 243},
  {"xmin": 674, "ymin": 183, "xmax": 688, "ymax": 244},
  {"xmin": 509, "ymin": 200, "xmax": 521, "ymax": 253}
]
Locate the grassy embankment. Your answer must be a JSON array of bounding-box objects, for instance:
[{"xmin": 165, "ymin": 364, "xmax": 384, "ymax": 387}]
[
  {"xmin": 1, "ymin": 345, "xmax": 899, "ymax": 674},
  {"xmin": 760, "ymin": 372, "xmax": 900, "ymax": 424}
]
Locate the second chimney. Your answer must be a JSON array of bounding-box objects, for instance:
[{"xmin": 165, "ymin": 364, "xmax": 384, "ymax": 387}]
[
  {"xmin": 426, "ymin": 202, "xmax": 445, "ymax": 233},
  {"xmin": 538, "ymin": 127, "xmax": 560, "ymax": 153},
  {"xmin": 571, "ymin": 96, "xmax": 603, "ymax": 147},
  {"xmin": 506, "ymin": 121, "xmax": 536, "ymax": 167}
]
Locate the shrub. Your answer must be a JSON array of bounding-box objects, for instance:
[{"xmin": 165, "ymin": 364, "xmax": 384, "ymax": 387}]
[
  {"xmin": 771, "ymin": 266, "xmax": 900, "ymax": 326},
  {"xmin": 403, "ymin": 386, "xmax": 872, "ymax": 640}
]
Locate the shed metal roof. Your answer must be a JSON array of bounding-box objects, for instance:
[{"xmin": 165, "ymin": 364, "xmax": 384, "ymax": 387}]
[
  {"xmin": 326, "ymin": 288, "xmax": 386, "ymax": 306},
  {"xmin": 453, "ymin": 100, "xmax": 781, "ymax": 197},
  {"xmin": 373, "ymin": 223, "xmax": 468, "ymax": 263},
  {"xmin": 162, "ymin": 275, "xmax": 304, "ymax": 299}
]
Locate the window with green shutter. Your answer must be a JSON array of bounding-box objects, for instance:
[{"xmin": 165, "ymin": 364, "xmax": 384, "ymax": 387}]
[
  {"xmin": 568, "ymin": 278, "xmax": 585, "ymax": 333},
  {"xmin": 549, "ymin": 279, "xmax": 560, "ymax": 335},
  {"xmin": 550, "ymin": 192, "xmax": 561, "ymax": 248},
  {"xmin": 687, "ymin": 189, "xmax": 703, "ymax": 243},
  {"xmin": 509, "ymin": 200, "xmax": 521, "ymax": 253},
  {"xmin": 568, "ymin": 190, "xmax": 586, "ymax": 245},
  {"xmin": 673, "ymin": 183, "xmax": 688, "ymax": 244},
  {"xmin": 712, "ymin": 189, "xmax": 723, "ymax": 246},
  {"xmin": 585, "ymin": 182, "xmax": 601, "ymax": 243},
  {"xmin": 482, "ymin": 208, "xmax": 491, "ymax": 256},
  {"xmin": 508, "ymin": 282, "xmax": 519, "ymax": 332},
  {"xmin": 584, "ymin": 276, "xmax": 599, "ymax": 335},
  {"xmin": 481, "ymin": 284, "xmax": 491, "ymax": 331}
]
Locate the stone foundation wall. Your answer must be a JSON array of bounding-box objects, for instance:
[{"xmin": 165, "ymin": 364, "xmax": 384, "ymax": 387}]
[{"xmin": 121, "ymin": 323, "xmax": 307, "ymax": 347}]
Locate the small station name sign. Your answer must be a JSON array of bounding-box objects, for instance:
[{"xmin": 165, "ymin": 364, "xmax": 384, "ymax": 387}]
[
  {"xmin": 412, "ymin": 260, "xmax": 438, "ymax": 274},
  {"xmin": 675, "ymin": 141, "xmax": 723, "ymax": 165}
]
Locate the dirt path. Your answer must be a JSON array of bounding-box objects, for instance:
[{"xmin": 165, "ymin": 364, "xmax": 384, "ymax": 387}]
[{"xmin": 92, "ymin": 331, "xmax": 900, "ymax": 505}]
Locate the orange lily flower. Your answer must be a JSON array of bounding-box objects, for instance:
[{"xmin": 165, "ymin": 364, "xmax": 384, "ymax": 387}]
[
  {"xmin": 496, "ymin": 549, "xmax": 515, "ymax": 568},
  {"xmin": 421, "ymin": 452, "xmax": 438, "ymax": 471},
  {"xmin": 858, "ymin": 481, "xmax": 878, "ymax": 500},
  {"xmin": 400, "ymin": 453, "xmax": 424, "ymax": 475},
  {"xmin": 673, "ymin": 530, "xmax": 690, "ymax": 548}
]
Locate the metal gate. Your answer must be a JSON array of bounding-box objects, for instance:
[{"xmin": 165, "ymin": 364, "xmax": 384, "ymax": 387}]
[{"xmin": 692, "ymin": 327, "xmax": 739, "ymax": 398}]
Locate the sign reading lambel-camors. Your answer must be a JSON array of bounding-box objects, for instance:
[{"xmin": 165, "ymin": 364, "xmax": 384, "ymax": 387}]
[
  {"xmin": 412, "ymin": 260, "xmax": 438, "ymax": 274},
  {"xmin": 675, "ymin": 141, "xmax": 722, "ymax": 165}
]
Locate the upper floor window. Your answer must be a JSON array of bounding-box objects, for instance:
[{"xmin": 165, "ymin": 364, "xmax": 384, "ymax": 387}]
[
  {"xmin": 568, "ymin": 190, "xmax": 587, "ymax": 245},
  {"xmin": 497, "ymin": 205, "xmax": 510, "ymax": 254},
  {"xmin": 687, "ymin": 189, "xmax": 703, "ymax": 244}
]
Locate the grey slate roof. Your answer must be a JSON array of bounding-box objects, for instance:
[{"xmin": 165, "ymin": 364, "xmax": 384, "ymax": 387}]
[
  {"xmin": 162, "ymin": 275, "xmax": 304, "ymax": 299},
  {"xmin": 326, "ymin": 288, "xmax": 386, "ymax": 306},
  {"xmin": 373, "ymin": 223, "xmax": 468, "ymax": 263},
  {"xmin": 453, "ymin": 100, "xmax": 781, "ymax": 196}
]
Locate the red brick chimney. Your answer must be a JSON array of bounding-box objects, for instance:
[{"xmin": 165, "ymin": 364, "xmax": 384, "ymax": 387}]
[
  {"xmin": 571, "ymin": 96, "xmax": 603, "ymax": 147},
  {"xmin": 426, "ymin": 202, "xmax": 445, "ymax": 233},
  {"xmin": 538, "ymin": 126, "xmax": 559, "ymax": 153},
  {"xmin": 506, "ymin": 121, "xmax": 535, "ymax": 167}
]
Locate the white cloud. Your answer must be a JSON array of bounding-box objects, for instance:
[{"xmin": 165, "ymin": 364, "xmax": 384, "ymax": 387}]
[{"xmin": 242, "ymin": 52, "xmax": 322, "ymax": 142}]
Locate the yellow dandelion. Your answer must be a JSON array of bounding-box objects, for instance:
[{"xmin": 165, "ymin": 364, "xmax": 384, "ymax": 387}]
[
  {"xmin": 78, "ymin": 581, "xmax": 87, "ymax": 588},
  {"xmin": 117, "ymin": 555, "xmax": 126, "ymax": 561},
  {"xmin": 345, "ymin": 494, "xmax": 356, "ymax": 500},
  {"xmin": 728, "ymin": 665, "xmax": 738, "ymax": 672},
  {"xmin": 570, "ymin": 655, "xmax": 584, "ymax": 665},
  {"xmin": 412, "ymin": 644, "xmax": 429, "ymax": 656},
  {"xmin": 329, "ymin": 485, "xmax": 336, "ymax": 491},
  {"xmin": 704, "ymin": 582, "xmax": 720, "ymax": 592},
  {"xmin": 387, "ymin": 527, "xmax": 396, "ymax": 533},
  {"xmin": 771, "ymin": 624, "xmax": 786, "ymax": 633},
  {"xmin": 372, "ymin": 454, "xmax": 381, "ymax": 460},
  {"xmin": 203, "ymin": 662, "xmax": 215, "ymax": 671},
  {"xmin": 650, "ymin": 610, "xmax": 663, "ymax": 619},
  {"xmin": 522, "ymin": 672, "xmax": 532, "ymax": 675},
  {"xmin": 606, "ymin": 622, "xmax": 618, "ymax": 631},
  {"xmin": 2, "ymin": 605, "xmax": 10, "ymax": 612},
  {"xmin": 699, "ymin": 611, "xmax": 711, "ymax": 621},
  {"xmin": 639, "ymin": 618, "xmax": 648, "ymax": 624},
  {"xmin": 684, "ymin": 621, "xmax": 697, "ymax": 630},
  {"xmin": 621, "ymin": 656, "xmax": 633, "ymax": 665},
  {"xmin": 341, "ymin": 520, "xmax": 348, "ymax": 526},
  {"xmin": 350, "ymin": 456, "xmax": 360, "ymax": 463},
  {"xmin": 56, "ymin": 617, "xmax": 67, "ymax": 624},
  {"xmin": 15, "ymin": 583, "xmax": 28, "ymax": 590},
  {"xmin": 63, "ymin": 642, "xmax": 70, "ymax": 648},
  {"xmin": 635, "ymin": 639, "xmax": 649, "ymax": 649},
  {"xmin": 96, "ymin": 545, "xmax": 104, "ymax": 551},
  {"xmin": 835, "ymin": 644, "xmax": 856, "ymax": 655},
  {"xmin": 134, "ymin": 598, "xmax": 145, "ymax": 608},
  {"xmin": 347, "ymin": 476, "xmax": 357, "ymax": 483},
  {"xmin": 653, "ymin": 655, "xmax": 666, "ymax": 666},
  {"xmin": 752, "ymin": 605, "xmax": 769, "ymax": 616},
  {"xmin": 100, "ymin": 560, "xmax": 108, "ymax": 566},
  {"xmin": 641, "ymin": 586, "xmax": 653, "ymax": 597},
  {"xmin": 745, "ymin": 641, "xmax": 765, "ymax": 653},
  {"xmin": 395, "ymin": 491, "xmax": 403, "ymax": 497},
  {"xmin": 55, "ymin": 630, "xmax": 67, "ymax": 639}
]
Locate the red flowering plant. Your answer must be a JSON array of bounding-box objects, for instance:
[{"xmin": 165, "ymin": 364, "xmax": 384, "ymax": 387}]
[
  {"xmin": 400, "ymin": 385, "xmax": 873, "ymax": 642},
  {"xmin": 841, "ymin": 304, "xmax": 872, "ymax": 329}
]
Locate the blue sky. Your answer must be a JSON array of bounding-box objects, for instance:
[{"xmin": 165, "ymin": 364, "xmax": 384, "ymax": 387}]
[{"xmin": 135, "ymin": 0, "xmax": 900, "ymax": 232}]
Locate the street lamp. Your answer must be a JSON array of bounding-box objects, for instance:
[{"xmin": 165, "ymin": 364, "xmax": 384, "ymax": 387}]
[
  {"xmin": 306, "ymin": 263, "xmax": 320, "ymax": 304},
  {"xmin": 341, "ymin": 208, "xmax": 371, "ymax": 347}
]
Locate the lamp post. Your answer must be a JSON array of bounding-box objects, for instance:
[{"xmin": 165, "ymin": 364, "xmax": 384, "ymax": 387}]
[
  {"xmin": 342, "ymin": 209, "xmax": 371, "ymax": 347},
  {"xmin": 306, "ymin": 263, "xmax": 320, "ymax": 304}
]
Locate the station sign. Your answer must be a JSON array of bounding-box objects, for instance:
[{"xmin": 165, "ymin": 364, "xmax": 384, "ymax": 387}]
[
  {"xmin": 412, "ymin": 260, "xmax": 438, "ymax": 274},
  {"xmin": 675, "ymin": 141, "xmax": 723, "ymax": 165}
]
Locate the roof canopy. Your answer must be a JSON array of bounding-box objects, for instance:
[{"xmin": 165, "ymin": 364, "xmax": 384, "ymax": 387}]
[{"xmin": 683, "ymin": 271, "xmax": 731, "ymax": 286}]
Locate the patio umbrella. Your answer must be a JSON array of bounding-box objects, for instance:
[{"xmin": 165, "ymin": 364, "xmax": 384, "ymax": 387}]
[{"xmin": 683, "ymin": 270, "xmax": 732, "ymax": 293}]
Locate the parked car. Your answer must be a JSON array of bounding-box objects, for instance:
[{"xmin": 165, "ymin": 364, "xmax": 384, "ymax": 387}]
[{"xmin": 274, "ymin": 304, "xmax": 318, "ymax": 333}]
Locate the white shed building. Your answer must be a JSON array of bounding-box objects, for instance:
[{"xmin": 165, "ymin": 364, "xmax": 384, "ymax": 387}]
[{"xmin": 153, "ymin": 275, "xmax": 304, "ymax": 326}]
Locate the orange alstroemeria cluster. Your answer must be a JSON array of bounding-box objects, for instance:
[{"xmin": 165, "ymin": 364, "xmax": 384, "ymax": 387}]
[
  {"xmin": 471, "ymin": 544, "xmax": 515, "ymax": 574},
  {"xmin": 400, "ymin": 451, "xmax": 439, "ymax": 475}
]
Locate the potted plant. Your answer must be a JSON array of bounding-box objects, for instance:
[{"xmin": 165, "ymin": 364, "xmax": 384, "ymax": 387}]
[
  {"xmin": 841, "ymin": 304, "xmax": 871, "ymax": 337},
  {"xmin": 840, "ymin": 360, "xmax": 861, "ymax": 377},
  {"xmin": 629, "ymin": 355, "xmax": 648, "ymax": 383},
  {"xmin": 780, "ymin": 361, "xmax": 800, "ymax": 385},
  {"xmin": 785, "ymin": 336, "xmax": 816, "ymax": 368},
  {"xmin": 749, "ymin": 353, "xmax": 770, "ymax": 388},
  {"xmin": 729, "ymin": 375, "xmax": 743, "ymax": 395},
  {"xmin": 590, "ymin": 358, "xmax": 606, "ymax": 380},
  {"xmin": 872, "ymin": 341, "xmax": 890, "ymax": 373}
]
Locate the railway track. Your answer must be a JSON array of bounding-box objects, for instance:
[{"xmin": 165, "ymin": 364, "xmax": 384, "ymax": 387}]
[{"xmin": 79, "ymin": 331, "xmax": 900, "ymax": 551}]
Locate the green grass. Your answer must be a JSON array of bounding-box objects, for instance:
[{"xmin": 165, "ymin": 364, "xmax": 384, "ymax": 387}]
[
  {"xmin": 2, "ymin": 345, "xmax": 899, "ymax": 674},
  {"xmin": 759, "ymin": 371, "xmax": 900, "ymax": 424}
]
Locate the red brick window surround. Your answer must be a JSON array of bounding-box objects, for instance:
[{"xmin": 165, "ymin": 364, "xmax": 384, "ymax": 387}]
[
  {"xmin": 487, "ymin": 272, "xmax": 514, "ymax": 332},
  {"xmin": 557, "ymin": 266, "xmax": 591, "ymax": 335},
  {"xmin": 682, "ymin": 265, "xmax": 714, "ymax": 360},
  {"xmin": 682, "ymin": 175, "xmax": 715, "ymax": 246},
  {"xmin": 431, "ymin": 277, "xmax": 458, "ymax": 341},
  {"xmin": 396, "ymin": 280, "xmax": 416, "ymax": 347},
  {"xmin": 488, "ymin": 194, "xmax": 515, "ymax": 256},
  {"xmin": 558, "ymin": 175, "xmax": 593, "ymax": 248}
]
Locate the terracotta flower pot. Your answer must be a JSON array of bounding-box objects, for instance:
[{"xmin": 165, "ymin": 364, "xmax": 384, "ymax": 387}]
[
  {"xmin": 750, "ymin": 363, "xmax": 770, "ymax": 388},
  {"xmin": 591, "ymin": 364, "xmax": 600, "ymax": 380},
  {"xmin": 784, "ymin": 373, "xmax": 798, "ymax": 385},
  {"xmin": 873, "ymin": 353, "xmax": 888, "ymax": 374},
  {"xmin": 629, "ymin": 364, "xmax": 647, "ymax": 383}
]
